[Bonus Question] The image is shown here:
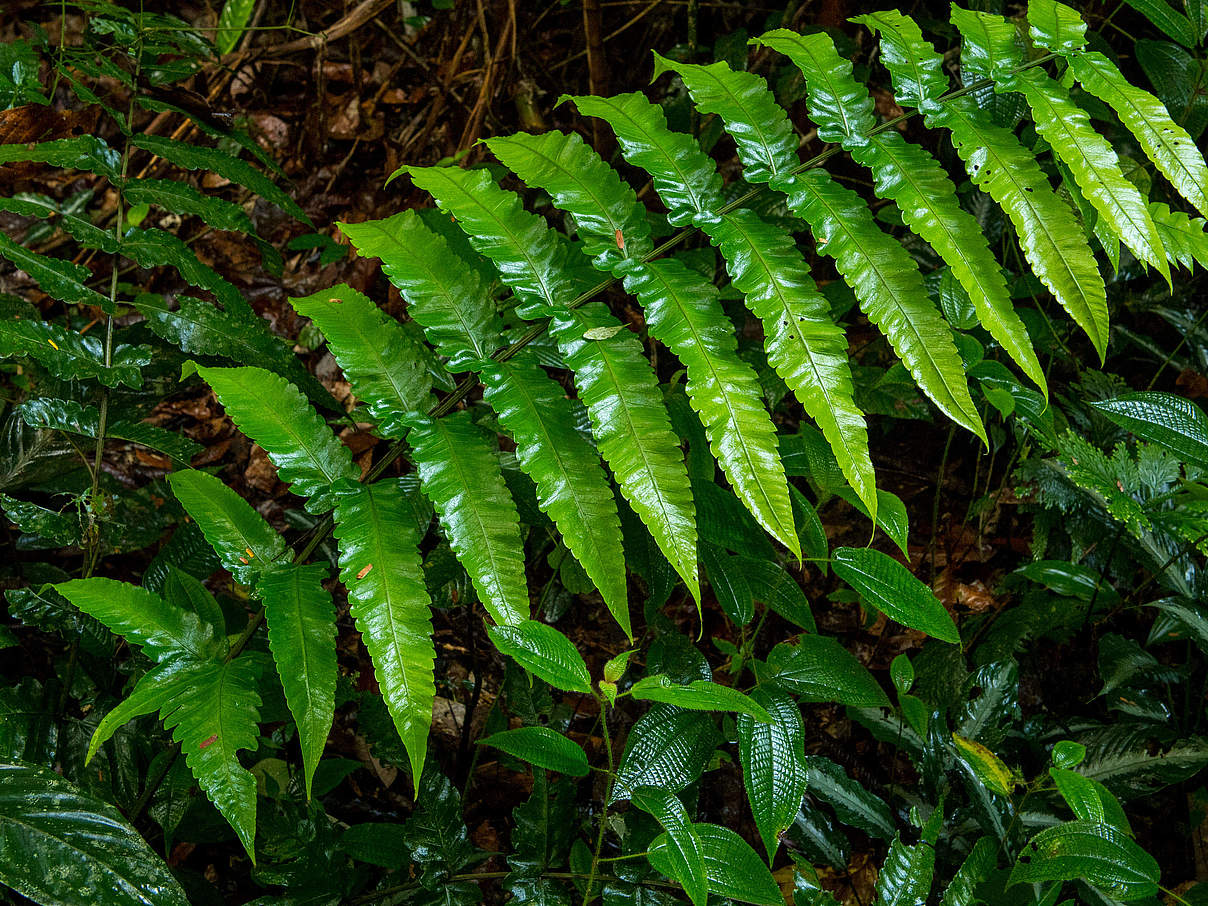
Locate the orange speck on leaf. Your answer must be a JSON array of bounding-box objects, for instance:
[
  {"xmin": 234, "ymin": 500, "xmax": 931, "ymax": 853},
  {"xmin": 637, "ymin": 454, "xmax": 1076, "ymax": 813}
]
[
  {"xmin": 357, "ymin": 563, "xmax": 373, "ymax": 579},
  {"xmin": 615, "ymin": 229, "xmax": 624, "ymax": 250},
  {"xmin": 245, "ymin": 547, "xmax": 255, "ymax": 559},
  {"xmin": 47, "ymin": 339, "xmax": 59, "ymax": 350},
  {"xmin": 199, "ymin": 735, "xmax": 217, "ymax": 750}
]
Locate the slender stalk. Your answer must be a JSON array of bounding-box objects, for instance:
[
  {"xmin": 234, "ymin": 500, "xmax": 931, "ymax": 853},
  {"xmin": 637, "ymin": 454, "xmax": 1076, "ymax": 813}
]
[{"xmin": 582, "ymin": 693, "xmax": 616, "ymax": 906}]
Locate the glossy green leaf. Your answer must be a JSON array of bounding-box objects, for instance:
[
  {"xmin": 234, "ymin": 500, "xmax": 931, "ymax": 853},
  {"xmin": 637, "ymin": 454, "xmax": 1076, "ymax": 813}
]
[
  {"xmin": 407, "ymin": 410, "xmax": 529, "ymax": 626},
  {"xmin": 804, "ymin": 755, "xmax": 895, "ymax": 840},
  {"xmin": 215, "ymin": 0, "xmax": 255, "ymax": 53},
  {"xmin": 0, "ymin": 493, "xmax": 79, "ymax": 547},
  {"xmin": 739, "ymin": 556, "xmax": 815, "ymax": 631},
  {"xmin": 0, "ymin": 317, "xmax": 148, "ymax": 388},
  {"xmin": 478, "ymin": 726, "xmax": 590, "ymax": 777},
  {"xmin": 54, "ymin": 577, "xmax": 220, "ymax": 665},
  {"xmin": 123, "ymin": 177, "xmax": 254, "ymax": 234},
  {"xmin": 876, "ymin": 809, "xmax": 942, "ymax": 906},
  {"xmin": 1150, "ymin": 202, "xmax": 1208, "ymax": 270},
  {"xmin": 333, "ymin": 482, "xmax": 435, "ymax": 790},
  {"xmin": 0, "ymin": 193, "xmax": 117, "ymax": 251},
  {"xmin": 0, "ymin": 233, "xmax": 112, "ymax": 312},
  {"xmin": 940, "ymin": 836, "xmax": 997, "ymax": 906},
  {"xmin": 611, "ymin": 704, "xmax": 721, "ymax": 803},
  {"xmin": 20, "ymin": 397, "xmax": 199, "ymax": 465},
  {"xmin": 630, "ymin": 675, "xmax": 771, "ymax": 720},
  {"xmin": 1050, "ymin": 768, "xmax": 1132, "ymax": 833},
  {"xmin": 650, "ymin": 823, "xmax": 782, "ymax": 906},
  {"xmin": 483, "ymin": 358, "xmax": 629, "ymax": 634},
  {"xmin": 488, "ymin": 620, "xmax": 591, "ymax": 694},
  {"xmin": 168, "ymin": 469, "xmax": 286, "ymax": 585},
  {"xmin": 759, "ymin": 637, "xmax": 889, "ymax": 707},
  {"xmin": 1091, "ymin": 391, "xmax": 1208, "ymax": 469},
  {"xmin": 779, "ymin": 170, "xmax": 986, "ymax": 443},
  {"xmin": 1025, "ymin": 0, "xmax": 1089, "ymax": 53},
  {"xmin": 256, "ymin": 562, "xmax": 337, "ymax": 799},
  {"xmin": 832, "ymin": 546, "xmax": 961, "ymax": 643},
  {"xmin": 192, "ymin": 364, "xmax": 359, "ymax": 513},
  {"xmin": 339, "ymin": 211, "xmax": 503, "ymax": 371},
  {"xmin": 633, "ymin": 787, "xmax": 708, "ymax": 906},
  {"xmin": 1121, "ymin": 0, "xmax": 1198, "ymax": 46},
  {"xmin": 120, "ymin": 227, "xmax": 249, "ymax": 317},
  {"xmin": 84, "ymin": 662, "xmax": 182, "ymax": 765},
  {"xmin": 0, "ymin": 135, "xmax": 120, "ymax": 180},
  {"xmin": 0, "ymin": 760, "xmax": 189, "ymax": 906},
  {"xmin": 1008, "ymin": 820, "xmax": 1160, "ymax": 900},
  {"xmin": 737, "ymin": 687, "xmax": 808, "ymax": 861},
  {"xmin": 290, "ymin": 284, "xmax": 432, "ymax": 438}
]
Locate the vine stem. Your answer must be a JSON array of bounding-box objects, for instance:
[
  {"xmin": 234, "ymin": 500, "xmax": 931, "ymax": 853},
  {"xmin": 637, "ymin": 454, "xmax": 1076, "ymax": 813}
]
[{"xmin": 582, "ymin": 691, "xmax": 615, "ymax": 906}]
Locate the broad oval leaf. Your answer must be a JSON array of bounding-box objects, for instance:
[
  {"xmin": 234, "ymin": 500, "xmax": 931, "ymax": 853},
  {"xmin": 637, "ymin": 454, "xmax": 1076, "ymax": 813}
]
[
  {"xmin": 1008, "ymin": 819, "xmax": 1160, "ymax": 901},
  {"xmin": 632, "ymin": 786, "xmax": 708, "ymax": 906},
  {"xmin": 737, "ymin": 687, "xmax": 808, "ymax": 860},
  {"xmin": 630, "ymin": 675, "xmax": 772, "ymax": 721},
  {"xmin": 610, "ymin": 704, "xmax": 722, "ymax": 803},
  {"xmin": 759, "ymin": 637, "xmax": 890, "ymax": 708},
  {"xmin": 1091, "ymin": 391, "xmax": 1208, "ymax": 470},
  {"xmin": 488, "ymin": 620, "xmax": 591, "ymax": 694},
  {"xmin": 478, "ymin": 726, "xmax": 590, "ymax": 777},
  {"xmin": 832, "ymin": 547, "xmax": 961, "ymax": 643},
  {"xmin": 650, "ymin": 823, "xmax": 783, "ymax": 906}
]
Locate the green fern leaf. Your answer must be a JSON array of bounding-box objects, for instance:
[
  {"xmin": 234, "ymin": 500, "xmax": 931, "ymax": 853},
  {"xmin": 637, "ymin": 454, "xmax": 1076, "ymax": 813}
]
[
  {"xmin": 290, "ymin": 284, "xmax": 433, "ymax": 439},
  {"xmin": 701, "ymin": 210, "xmax": 875, "ymax": 519},
  {"xmin": 256, "ymin": 562, "xmax": 336, "ymax": 799},
  {"xmin": 54, "ymin": 577, "xmax": 220, "ymax": 664},
  {"xmin": 779, "ymin": 170, "xmax": 985, "ymax": 443},
  {"xmin": 622, "ymin": 258, "xmax": 798, "ymax": 556},
  {"xmin": 1150, "ymin": 202, "xmax": 1208, "ymax": 269},
  {"xmin": 192, "ymin": 364, "xmax": 359, "ymax": 514},
  {"xmin": 1025, "ymin": 0, "xmax": 1089, "ymax": 53},
  {"xmin": 333, "ymin": 482, "xmax": 435, "ymax": 792},
  {"xmin": 120, "ymin": 227, "xmax": 250, "ymax": 317},
  {"xmin": 338, "ymin": 211, "xmax": 503, "ymax": 370},
  {"xmin": 0, "ymin": 193, "xmax": 118, "ymax": 251},
  {"xmin": 123, "ymin": 177, "xmax": 255, "ymax": 234},
  {"xmin": 650, "ymin": 54, "xmax": 798, "ymax": 186},
  {"xmin": 0, "ymin": 317, "xmax": 148, "ymax": 388},
  {"xmin": 851, "ymin": 11, "xmax": 952, "ymax": 112},
  {"xmin": 130, "ymin": 134, "xmax": 311, "ymax": 225},
  {"xmin": 158, "ymin": 655, "xmax": 264, "ymax": 860},
  {"xmin": 564, "ymin": 91, "xmax": 724, "ymax": 224},
  {"xmin": 0, "ymin": 135, "xmax": 120, "ymax": 180},
  {"xmin": 18, "ymin": 397, "xmax": 200, "ymax": 464},
  {"xmin": 0, "ymin": 233, "xmax": 112, "ymax": 311},
  {"xmin": 86, "ymin": 661, "xmax": 181, "ymax": 764},
  {"xmin": 952, "ymin": 7, "xmax": 1170, "ymax": 282},
  {"xmin": 553, "ymin": 302, "xmax": 700, "ymax": 603},
  {"xmin": 168, "ymin": 469, "xmax": 285, "ymax": 585},
  {"xmin": 406, "ymin": 411, "xmax": 530, "ymax": 627},
  {"xmin": 481, "ymin": 357, "xmax": 629, "ymax": 635},
  {"xmin": 756, "ymin": 30, "xmax": 1043, "ymax": 393}
]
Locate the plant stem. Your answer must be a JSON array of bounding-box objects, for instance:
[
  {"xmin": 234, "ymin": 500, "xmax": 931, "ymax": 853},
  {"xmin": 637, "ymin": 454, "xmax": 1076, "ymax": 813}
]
[{"xmin": 582, "ymin": 692, "xmax": 616, "ymax": 906}]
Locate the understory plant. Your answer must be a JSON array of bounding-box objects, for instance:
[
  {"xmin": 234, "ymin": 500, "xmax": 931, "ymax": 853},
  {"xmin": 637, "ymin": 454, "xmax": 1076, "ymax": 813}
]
[{"xmin": 5, "ymin": 1, "xmax": 1208, "ymax": 904}]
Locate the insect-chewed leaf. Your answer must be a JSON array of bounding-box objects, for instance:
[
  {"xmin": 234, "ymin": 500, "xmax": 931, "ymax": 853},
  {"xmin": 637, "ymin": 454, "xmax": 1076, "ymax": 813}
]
[
  {"xmin": 564, "ymin": 91, "xmax": 724, "ymax": 225},
  {"xmin": 192, "ymin": 364, "xmax": 359, "ymax": 513},
  {"xmin": 1008, "ymin": 820, "xmax": 1159, "ymax": 900},
  {"xmin": 832, "ymin": 546, "xmax": 961, "ymax": 643},
  {"xmin": 123, "ymin": 177, "xmax": 255, "ymax": 234},
  {"xmin": 290, "ymin": 284, "xmax": 432, "ymax": 438},
  {"xmin": 168, "ymin": 469, "xmax": 286, "ymax": 585},
  {"xmin": 0, "ymin": 135, "xmax": 121, "ymax": 180},
  {"xmin": 611, "ymin": 704, "xmax": 722, "ymax": 803},
  {"xmin": 20, "ymin": 397, "xmax": 199, "ymax": 464},
  {"xmin": 131, "ymin": 134, "xmax": 311, "ymax": 225},
  {"xmin": 482, "ymin": 357, "xmax": 629, "ymax": 635},
  {"xmin": 407, "ymin": 411, "xmax": 529, "ymax": 626},
  {"xmin": 0, "ymin": 233, "xmax": 112, "ymax": 312},
  {"xmin": 779, "ymin": 170, "xmax": 985, "ymax": 443},
  {"xmin": 632, "ymin": 786, "xmax": 708, "ymax": 906},
  {"xmin": 0, "ymin": 761, "xmax": 190, "ymax": 906},
  {"xmin": 334, "ymin": 482, "xmax": 435, "ymax": 792},
  {"xmin": 737, "ymin": 687, "xmax": 808, "ymax": 861},
  {"xmin": 55, "ymin": 577, "xmax": 221, "ymax": 665},
  {"xmin": 630, "ymin": 675, "xmax": 772, "ymax": 721},
  {"xmin": 120, "ymin": 227, "xmax": 250, "ymax": 317},
  {"xmin": 256, "ymin": 562, "xmax": 337, "ymax": 800},
  {"xmin": 339, "ymin": 211, "xmax": 503, "ymax": 370},
  {"xmin": 1090, "ymin": 391, "xmax": 1208, "ymax": 470},
  {"xmin": 478, "ymin": 726, "xmax": 590, "ymax": 777},
  {"xmin": 552, "ymin": 303, "xmax": 699, "ymax": 604},
  {"xmin": 0, "ymin": 317, "xmax": 149, "ymax": 388},
  {"xmin": 701, "ymin": 210, "xmax": 875, "ymax": 519},
  {"xmin": 622, "ymin": 258, "xmax": 798, "ymax": 555},
  {"xmin": 487, "ymin": 620, "xmax": 591, "ymax": 693},
  {"xmin": 758, "ymin": 637, "xmax": 889, "ymax": 708}
]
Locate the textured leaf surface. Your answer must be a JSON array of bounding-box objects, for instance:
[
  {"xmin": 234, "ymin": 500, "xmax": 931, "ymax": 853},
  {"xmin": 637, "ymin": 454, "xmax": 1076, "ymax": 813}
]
[
  {"xmin": 334, "ymin": 483, "xmax": 435, "ymax": 789},
  {"xmin": 487, "ymin": 621, "xmax": 591, "ymax": 693},
  {"xmin": 482, "ymin": 358, "xmax": 628, "ymax": 634},
  {"xmin": 55, "ymin": 577, "xmax": 219, "ymax": 664},
  {"xmin": 1091, "ymin": 391, "xmax": 1208, "ymax": 469},
  {"xmin": 760, "ymin": 637, "xmax": 889, "ymax": 707},
  {"xmin": 1150, "ymin": 202, "xmax": 1208, "ymax": 270},
  {"xmin": 0, "ymin": 760, "xmax": 189, "ymax": 906},
  {"xmin": 290, "ymin": 284, "xmax": 431, "ymax": 438},
  {"xmin": 120, "ymin": 227, "xmax": 249, "ymax": 317},
  {"xmin": 168, "ymin": 469, "xmax": 285, "ymax": 585},
  {"xmin": 0, "ymin": 317, "xmax": 148, "ymax": 388},
  {"xmin": 737, "ymin": 687, "xmax": 808, "ymax": 860},
  {"xmin": 339, "ymin": 211, "xmax": 503, "ymax": 370},
  {"xmin": 940, "ymin": 836, "xmax": 997, "ymax": 906},
  {"xmin": 407, "ymin": 411, "xmax": 529, "ymax": 626},
  {"xmin": 804, "ymin": 755, "xmax": 895, "ymax": 840},
  {"xmin": 876, "ymin": 826, "xmax": 938, "ymax": 906},
  {"xmin": 632, "ymin": 787, "xmax": 707, "ymax": 906},
  {"xmin": 257, "ymin": 562, "xmax": 337, "ymax": 798},
  {"xmin": 20, "ymin": 397, "xmax": 199, "ymax": 464},
  {"xmin": 194, "ymin": 364, "xmax": 358, "ymax": 514},
  {"xmin": 123, "ymin": 177, "xmax": 254, "ymax": 234},
  {"xmin": 650, "ymin": 823, "xmax": 783, "ymax": 906},
  {"xmin": 0, "ymin": 135, "xmax": 120, "ymax": 180},
  {"xmin": 0, "ymin": 193, "xmax": 117, "ymax": 251},
  {"xmin": 630, "ymin": 675, "xmax": 772, "ymax": 720},
  {"xmin": 832, "ymin": 547, "xmax": 960, "ymax": 643},
  {"xmin": 611, "ymin": 704, "xmax": 721, "ymax": 803},
  {"xmin": 0, "ymin": 233, "xmax": 112, "ymax": 311},
  {"xmin": 780, "ymin": 170, "xmax": 985, "ymax": 443},
  {"xmin": 1008, "ymin": 820, "xmax": 1159, "ymax": 900},
  {"xmin": 478, "ymin": 726, "xmax": 589, "ymax": 777}
]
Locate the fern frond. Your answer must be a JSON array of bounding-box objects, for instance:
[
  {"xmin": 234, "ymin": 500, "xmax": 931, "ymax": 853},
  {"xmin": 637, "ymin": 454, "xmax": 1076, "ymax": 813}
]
[
  {"xmin": 191, "ymin": 364, "xmax": 359, "ymax": 513},
  {"xmin": 289, "ymin": 284, "xmax": 433, "ymax": 439},
  {"xmin": 1150, "ymin": 202, "xmax": 1208, "ymax": 269},
  {"xmin": 123, "ymin": 177, "xmax": 255, "ymax": 235},
  {"xmin": 120, "ymin": 227, "xmax": 250, "ymax": 317},
  {"xmin": 86, "ymin": 661, "xmax": 182, "ymax": 764},
  {"xmin": 951, "ymin": 7, "xmax": 1170, "ymax": 283},
  {"xmin": 256, "ymin": 562, "xmax": 337, "ymax": 799},
  {"xmin": 0, "ymin": 194, "xmax": 118, "ymax": 251},
  {"xmin": 481, "ymin": 357, "xmax": 630, "ymax": 635},
  {"xmin": 18, "ymin": 397, "xmax": 200, "ymax": 465},
  {"xmin": 699, "ymin": 211, "xmax": 875, "ymax": 519},
  {"xmin": 0, "ymin": 135, "xmax": 121, "ymax": 181},
  {"xmin": 333, "ymin": 482, "xmax": 436, "ymax": 790},
  {"xmin": 0, "ymin": 317, "xmax": 148, "ymax": 388},
  {"xmin": 339, "ymin": 211, "xmax": 503, "ymax": 370},
  {"xmin": 553, "ymin": 302, "xmax": 700, "ymax": 601},
  {"xmin": 754, "ymin": 31, "xmax": 1043, "ymax": 394},
  {"xmin": 0, "ymin": 232, "xmax": 112, "ymax": 311},
  {"xmin": 779, "ymin": 169, "xmax": 986, "ymax": 443},
  {"xmin": 406, "ymin": 410, "xmax": 530, "ymax": 627},
  {"xmin": 862, "ymin": 9, "xmax": 1109, "ymax": 359},
  {"xmin": 55, "ymin": 577, "xmax": 221, "ymax": 664}
]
